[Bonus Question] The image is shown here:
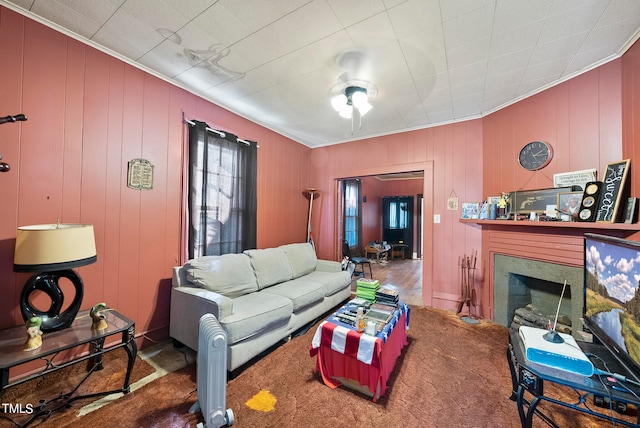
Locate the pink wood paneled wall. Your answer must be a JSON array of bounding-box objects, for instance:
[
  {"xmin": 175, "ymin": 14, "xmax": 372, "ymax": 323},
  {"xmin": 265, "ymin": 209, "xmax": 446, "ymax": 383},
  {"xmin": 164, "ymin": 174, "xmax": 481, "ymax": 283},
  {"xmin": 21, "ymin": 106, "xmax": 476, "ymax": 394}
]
[
  {"xmin": 310, "ymin": 121, "xmax": 484, "ymax": 312},
  {"xmin": 483, "ymin": 60, "xmax": 623, "ymax": 198},
  {"xmin": 0, "ymin": 8, "xmax": 312, "ymax": 338},
  {"xmin": 623, "ymin": 37, "xmax": 640, "ymax": 203},
  {"xmin": 361, "ymin": 176, "xmax": 386, "ymax": 247}
]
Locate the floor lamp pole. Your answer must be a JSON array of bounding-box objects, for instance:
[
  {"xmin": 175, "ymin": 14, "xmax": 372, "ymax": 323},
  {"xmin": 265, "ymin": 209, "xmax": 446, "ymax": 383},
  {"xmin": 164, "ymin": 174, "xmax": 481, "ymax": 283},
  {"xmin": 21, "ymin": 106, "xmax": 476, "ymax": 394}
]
[{"xmin": 303, "ymin": 189, "xmax": 320, "ymax": 248}]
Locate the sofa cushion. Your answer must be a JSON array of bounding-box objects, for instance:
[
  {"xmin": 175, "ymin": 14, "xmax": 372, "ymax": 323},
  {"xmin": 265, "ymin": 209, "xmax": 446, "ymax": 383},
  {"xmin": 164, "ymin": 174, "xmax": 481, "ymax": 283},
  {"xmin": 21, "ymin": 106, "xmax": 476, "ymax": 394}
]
[
  {"xmin": 279, "ymin": 242, "xmax": 318, "ymax": 279},
  {"xmin": 220, "ymin": 292, "xmax": 293, "ymax": 343},
  {"xmin": 184, "ymin": 254, "xmax": 258, "ymax": 298},
  {"xmin": 244, "ymin": 248, "xmax": 293, "ymax": 289},
  {"xmin": 304, "ymin": 270, "xmax": 352, "ymax": 297},
  {"xmin": 259, "ymin": 277, "xmax": 325, "ymax": 312}
]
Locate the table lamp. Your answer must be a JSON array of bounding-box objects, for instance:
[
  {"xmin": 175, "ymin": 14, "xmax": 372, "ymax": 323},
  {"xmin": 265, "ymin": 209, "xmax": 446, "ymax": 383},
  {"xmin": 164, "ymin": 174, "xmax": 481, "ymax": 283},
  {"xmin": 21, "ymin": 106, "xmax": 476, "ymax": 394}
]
[{"xmin": 13, "ymin": 223, "xmax": 97, "ymax": 332}]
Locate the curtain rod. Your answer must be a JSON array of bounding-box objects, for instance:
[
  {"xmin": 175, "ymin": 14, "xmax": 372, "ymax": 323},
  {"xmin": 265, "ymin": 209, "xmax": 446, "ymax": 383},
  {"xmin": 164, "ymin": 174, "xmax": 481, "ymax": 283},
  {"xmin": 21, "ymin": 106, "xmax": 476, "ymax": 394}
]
[{"xmin": 183, "ymin": 116, "xmax": 251, "ymax": 146}]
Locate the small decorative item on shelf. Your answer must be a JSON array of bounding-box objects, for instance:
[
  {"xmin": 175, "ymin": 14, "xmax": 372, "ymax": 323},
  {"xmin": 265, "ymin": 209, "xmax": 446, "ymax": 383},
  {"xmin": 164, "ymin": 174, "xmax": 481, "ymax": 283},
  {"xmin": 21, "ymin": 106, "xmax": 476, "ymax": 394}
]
[
  {"xmin": 460, "ymin": 202, "xmax": 480, "ymax": 219},
  {"xmin": 625, "ymin": 197, "xmax": 639, "ymax": 224},
  {"xmin": 90, "ymin": 302, "xmax": 108, "ymax": 331},
  {"xmin": 23, "ymin": 316, "xmax": 43, "ymax": 351},
  {"xmin": 498, "ymin": 193, "xmax": 510, "ymax": 219}
]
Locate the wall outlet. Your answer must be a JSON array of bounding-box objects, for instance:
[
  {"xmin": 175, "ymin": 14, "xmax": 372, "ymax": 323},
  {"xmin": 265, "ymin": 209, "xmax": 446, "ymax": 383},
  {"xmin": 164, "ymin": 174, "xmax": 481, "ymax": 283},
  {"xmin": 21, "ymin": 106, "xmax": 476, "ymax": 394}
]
[{"xmin": 434, "ymin": 214, "xmax": 440, "ymax": 223}]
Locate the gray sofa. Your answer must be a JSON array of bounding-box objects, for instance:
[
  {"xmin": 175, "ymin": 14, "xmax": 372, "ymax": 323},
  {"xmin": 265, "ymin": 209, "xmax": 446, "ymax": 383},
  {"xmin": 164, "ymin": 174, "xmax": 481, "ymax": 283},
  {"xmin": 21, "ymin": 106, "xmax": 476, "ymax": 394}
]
[{"xmin": 170, "ymin": 242, "xmax": 351, "ymax": 372}]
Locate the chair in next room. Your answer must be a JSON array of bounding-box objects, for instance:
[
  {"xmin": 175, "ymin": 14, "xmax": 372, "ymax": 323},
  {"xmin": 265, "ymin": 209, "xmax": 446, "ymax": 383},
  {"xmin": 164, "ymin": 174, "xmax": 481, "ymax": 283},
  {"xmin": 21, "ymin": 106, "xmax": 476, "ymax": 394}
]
[{"xmin": 341, "ymin": 239, "xmax": 373, "ymax": 278}]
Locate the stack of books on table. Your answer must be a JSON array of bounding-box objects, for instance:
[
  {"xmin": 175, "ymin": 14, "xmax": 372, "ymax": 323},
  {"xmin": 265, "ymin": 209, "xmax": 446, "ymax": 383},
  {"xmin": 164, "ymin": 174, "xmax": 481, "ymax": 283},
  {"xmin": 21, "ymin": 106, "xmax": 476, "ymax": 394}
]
[
  {"xmin": 375, "ymin": 286, "xmax": 399, "ymax": 307},
  {"xmin": 366, "ymin": 302, "xmax": 396, "ymax": 324},
  {"xmin": 356, "ymin": 278, "xmax": 380, "ymax": 302}
]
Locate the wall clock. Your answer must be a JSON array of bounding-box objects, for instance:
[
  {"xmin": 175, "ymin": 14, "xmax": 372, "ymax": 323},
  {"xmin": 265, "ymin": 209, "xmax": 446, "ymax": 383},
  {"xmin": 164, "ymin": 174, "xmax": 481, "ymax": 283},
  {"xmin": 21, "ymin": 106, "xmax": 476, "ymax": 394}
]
[{"xmin": 518, "ymin": 141, "xmax": 553, "ymax": 171}]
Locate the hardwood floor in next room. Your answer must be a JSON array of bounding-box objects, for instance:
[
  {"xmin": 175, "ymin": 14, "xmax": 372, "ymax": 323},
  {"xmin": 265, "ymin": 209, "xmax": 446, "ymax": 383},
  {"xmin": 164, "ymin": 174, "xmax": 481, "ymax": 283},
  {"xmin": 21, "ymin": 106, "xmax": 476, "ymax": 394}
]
[{"xmin": 350, "ymin": 258, "xmax": 423, "ymax": 307}]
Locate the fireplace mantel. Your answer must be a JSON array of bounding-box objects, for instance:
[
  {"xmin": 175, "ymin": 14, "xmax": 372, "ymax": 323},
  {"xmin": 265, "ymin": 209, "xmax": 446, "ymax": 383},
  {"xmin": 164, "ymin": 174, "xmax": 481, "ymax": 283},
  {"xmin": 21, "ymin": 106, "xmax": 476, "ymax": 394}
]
[
  {"xmin": 466, "ymin": 219, "xmax": 640, "ymax": 322},
  {"xmin": 460, "ymin": 219, "xmax": 640, "ymax": 231}
]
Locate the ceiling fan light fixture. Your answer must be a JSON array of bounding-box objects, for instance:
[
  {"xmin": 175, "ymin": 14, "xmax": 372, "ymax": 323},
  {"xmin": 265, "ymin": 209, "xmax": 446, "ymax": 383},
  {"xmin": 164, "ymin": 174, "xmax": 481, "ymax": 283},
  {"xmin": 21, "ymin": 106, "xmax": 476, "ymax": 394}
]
[
  {"xmin": 332, "ymin": 85, "xmax": 372, "ymax": 116},
  {"xmin": 331, "ymin": 94, "xmax": 347, "ymax": 112},
  {"xmin": 350, "ymin": 89, "xmax": 368, "ymax": 109},
  {"xmin": 357, "ymin": 101, "xmax": 372, "ymax": 116},
  {"xmin": 338, "ymin": 105, "xmax": 353, "ymax": 119}
]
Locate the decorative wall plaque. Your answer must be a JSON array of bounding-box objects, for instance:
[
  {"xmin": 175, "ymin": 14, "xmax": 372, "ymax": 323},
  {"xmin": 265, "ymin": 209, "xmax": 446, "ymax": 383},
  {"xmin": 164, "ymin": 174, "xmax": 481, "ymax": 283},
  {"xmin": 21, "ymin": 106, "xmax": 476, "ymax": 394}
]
[
  {"xmin": 553, "ymin": 168, "xmax": 596, "ymax": 191},
  {"xmin": 127, "ymin": 158, "xmax": 154, "ymax": 190}
]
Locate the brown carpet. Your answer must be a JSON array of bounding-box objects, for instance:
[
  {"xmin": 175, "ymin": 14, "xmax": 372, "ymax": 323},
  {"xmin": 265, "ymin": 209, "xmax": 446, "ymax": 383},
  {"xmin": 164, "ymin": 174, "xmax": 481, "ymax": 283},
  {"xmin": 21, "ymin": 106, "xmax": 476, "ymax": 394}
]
[
  {"xmin": 1, "ymin": 346, "xmax": 156, "ymax": 427},
  {"xmin": 3, "ymin": 306, "xmax": 634, "ymax": 427}
]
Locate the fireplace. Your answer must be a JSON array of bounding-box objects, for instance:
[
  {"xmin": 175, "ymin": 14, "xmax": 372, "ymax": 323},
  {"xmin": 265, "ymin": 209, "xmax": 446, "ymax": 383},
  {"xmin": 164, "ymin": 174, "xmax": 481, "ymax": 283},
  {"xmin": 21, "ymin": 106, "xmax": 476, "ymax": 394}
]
[
  {"xmin": 493, "ymin": 254, "xmax": 583, "ymax": 336},
  {"xmin": 479, "ymin": 222, "xmax": 633, "ymax": 334}
]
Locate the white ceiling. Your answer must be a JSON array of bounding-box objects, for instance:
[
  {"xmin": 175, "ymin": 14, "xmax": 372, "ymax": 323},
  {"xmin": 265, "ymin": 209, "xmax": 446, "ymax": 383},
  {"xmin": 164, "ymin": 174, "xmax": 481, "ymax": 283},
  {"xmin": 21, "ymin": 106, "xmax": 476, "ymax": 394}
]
[{"xmin": 4, "ymin": 0, "xmax": 640, "ymax": 148}]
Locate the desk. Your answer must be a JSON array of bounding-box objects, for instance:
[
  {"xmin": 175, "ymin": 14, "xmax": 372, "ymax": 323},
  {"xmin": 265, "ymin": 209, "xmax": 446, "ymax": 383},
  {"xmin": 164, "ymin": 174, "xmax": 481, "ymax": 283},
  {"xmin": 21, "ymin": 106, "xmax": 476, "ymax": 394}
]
[
  {"xmin": 507, "ymin": 327, "xmax": 640, "ymax": 427},
  {"xmin": 0, "ymin": 309, "xmax": 136, "ymax": 427},
  {"xmin": 365, "ymin": 245, "xmax": 390, "ymax": 263},
  {"xmin": 309, "ymin": 301, "xmax": 409, "ymax": 401}
]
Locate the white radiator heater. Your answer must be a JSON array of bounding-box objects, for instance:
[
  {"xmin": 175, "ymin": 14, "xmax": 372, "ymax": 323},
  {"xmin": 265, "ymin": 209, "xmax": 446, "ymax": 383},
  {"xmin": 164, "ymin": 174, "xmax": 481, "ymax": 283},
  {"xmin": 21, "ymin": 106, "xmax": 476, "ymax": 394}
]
[{"xmin": 194, "ymin": 313, "xmax": 234, "ymax": 427}]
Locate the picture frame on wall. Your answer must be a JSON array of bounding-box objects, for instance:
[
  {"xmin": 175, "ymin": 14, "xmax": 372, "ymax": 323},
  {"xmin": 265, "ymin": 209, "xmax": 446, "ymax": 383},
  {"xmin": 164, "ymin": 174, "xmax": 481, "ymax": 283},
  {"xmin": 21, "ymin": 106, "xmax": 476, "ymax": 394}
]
[
  {"xmin": 557, "ymin": 191, "xmax": 582, "ymax": 219},
  {"xmin": 460, "ymin": 202, "xmax": 480, "ymax": 219}
]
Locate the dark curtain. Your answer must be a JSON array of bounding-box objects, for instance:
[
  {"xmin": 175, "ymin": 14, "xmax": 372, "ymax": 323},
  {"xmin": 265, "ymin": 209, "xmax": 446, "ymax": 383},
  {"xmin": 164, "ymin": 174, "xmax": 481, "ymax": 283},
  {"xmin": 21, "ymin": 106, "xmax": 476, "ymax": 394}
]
[{"xmin": 188, "ymin": 120, "xmax": 257, "ymax": 259}]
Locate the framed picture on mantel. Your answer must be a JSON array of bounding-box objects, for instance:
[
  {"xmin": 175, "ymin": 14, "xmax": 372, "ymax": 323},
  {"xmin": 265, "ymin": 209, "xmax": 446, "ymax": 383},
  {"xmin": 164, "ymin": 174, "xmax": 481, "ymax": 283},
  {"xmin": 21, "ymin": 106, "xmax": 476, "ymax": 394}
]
[
  {"xmin": 509, "ymin": 186, "xmax": 579, "ymax": 216},
  {"xmin": 596, "ymin": 159, "xmax": 630, "ymax": 223}
]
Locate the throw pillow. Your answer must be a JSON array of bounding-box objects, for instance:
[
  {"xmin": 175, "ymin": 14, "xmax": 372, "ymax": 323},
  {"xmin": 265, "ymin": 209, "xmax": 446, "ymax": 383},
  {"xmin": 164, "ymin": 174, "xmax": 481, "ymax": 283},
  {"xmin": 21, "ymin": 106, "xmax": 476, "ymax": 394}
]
[{"xmin": 185, "ymin": 254, "xmax": 258, "ymax": 298}]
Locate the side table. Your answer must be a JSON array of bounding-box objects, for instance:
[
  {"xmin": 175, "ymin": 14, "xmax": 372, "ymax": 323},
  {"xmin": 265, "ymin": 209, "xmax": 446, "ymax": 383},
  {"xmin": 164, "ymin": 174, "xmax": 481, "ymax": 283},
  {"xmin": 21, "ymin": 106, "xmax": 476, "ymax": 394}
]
[
  {"xmin": 390, "ymin": 244, "xmax": 408, "ymax": 259},
  {"xmin": 0, "ymin": 308, "xmax": 136, "ymax": 427},
  {"xmin": 507, "ymin": 327, "xmax": 640, "ymax": 427}
]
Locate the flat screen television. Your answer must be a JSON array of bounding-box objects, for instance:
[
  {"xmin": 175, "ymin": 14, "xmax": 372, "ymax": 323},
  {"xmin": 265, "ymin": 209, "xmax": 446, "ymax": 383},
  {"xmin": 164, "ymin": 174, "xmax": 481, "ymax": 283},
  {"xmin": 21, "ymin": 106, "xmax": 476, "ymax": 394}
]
[{"xmin": 583, "ymin": 233, "xmax": 640, "ymax": 382}]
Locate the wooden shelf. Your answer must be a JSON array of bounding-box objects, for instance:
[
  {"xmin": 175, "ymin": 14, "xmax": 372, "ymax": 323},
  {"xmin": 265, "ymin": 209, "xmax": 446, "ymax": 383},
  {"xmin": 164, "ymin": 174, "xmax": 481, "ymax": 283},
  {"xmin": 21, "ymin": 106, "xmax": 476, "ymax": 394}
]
[{"xmin": 460, "ymin": 219, "xmax": 640, "ymax": 231}]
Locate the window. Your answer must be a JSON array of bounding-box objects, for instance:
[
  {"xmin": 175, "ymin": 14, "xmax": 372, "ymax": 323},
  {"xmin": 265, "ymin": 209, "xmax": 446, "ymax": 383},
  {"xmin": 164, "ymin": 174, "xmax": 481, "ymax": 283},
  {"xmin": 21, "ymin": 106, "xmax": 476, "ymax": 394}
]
[
  {"xmin": 187, "ymin": 120, "xmax": 257, "ymax": 259},
  {"xmin": 388, "ymin": 201, "xmax": 408, "ymax": 229},
  {"xmin": 343, "ymin": 179, "xmax": 361, "ymax": 248}
]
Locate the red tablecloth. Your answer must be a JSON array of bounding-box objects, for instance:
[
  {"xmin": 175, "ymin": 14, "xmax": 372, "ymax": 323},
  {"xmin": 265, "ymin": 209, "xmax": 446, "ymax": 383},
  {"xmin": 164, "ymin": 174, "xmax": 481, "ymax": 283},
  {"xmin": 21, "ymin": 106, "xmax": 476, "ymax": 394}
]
[{"xmin": 309, "ymin": 304, "xmax": 409, "ymax": 402}]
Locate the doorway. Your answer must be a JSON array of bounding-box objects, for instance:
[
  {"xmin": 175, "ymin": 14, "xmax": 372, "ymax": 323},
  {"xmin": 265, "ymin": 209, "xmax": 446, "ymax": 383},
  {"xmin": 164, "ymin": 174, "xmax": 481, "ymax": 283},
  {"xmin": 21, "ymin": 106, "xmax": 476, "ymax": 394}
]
[
  {"xmin": 382, "ymin": 196, "xmax": 414, "ymax": 259},
  {"xmin": 337, "ymin": 172, "xmax": 424, "ymax": 304}
]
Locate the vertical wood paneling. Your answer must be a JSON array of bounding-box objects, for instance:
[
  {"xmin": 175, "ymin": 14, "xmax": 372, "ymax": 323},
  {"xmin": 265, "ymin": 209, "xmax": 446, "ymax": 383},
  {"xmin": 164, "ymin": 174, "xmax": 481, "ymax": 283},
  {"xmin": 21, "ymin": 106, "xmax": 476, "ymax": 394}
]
[
  {"xmin": 19, "ymin": 19, "xmax": 67, "ymax": 226},
  {"xmin": 568, "ymin": 72, "xmax": 600, "ymax": 168},
  {"xmin": 61, "ymin": 39, "xmax": 86, "ymax": 222},
  {"xmin": 483, "ymin": 61, "xmax": 624, "ymax": 200},
  {"xmin": 81, "ymin": 48, "xmax": 111, "ymax": 309},
  {"xmin": 622, "ymin": 41, "xmax": 640, "ymax": 197},
  {"xmin": 0, "ymin": 7, "xmax": 25, "ymax": 326},
  {"xmin": 138, "ymin": 75, "xmax": 171, "ymax": 330},
  {"xmin": 103, "ymin": 58, "xmax": 125, "ymax": 310},
  {"xmin": 116, "ymin": 65, "xmax": 144, "ymax": 323},
  {"xmin": 599, "ymin": 61, "xmax": 623, "ymax": 163}
]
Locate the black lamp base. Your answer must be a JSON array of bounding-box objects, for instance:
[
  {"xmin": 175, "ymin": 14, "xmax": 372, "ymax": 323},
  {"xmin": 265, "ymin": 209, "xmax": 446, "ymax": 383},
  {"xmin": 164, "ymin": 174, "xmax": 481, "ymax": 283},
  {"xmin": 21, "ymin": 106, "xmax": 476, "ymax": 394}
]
[{"xmin": 20, "ymin": 269, "xmax": 84, "ymax": 333}]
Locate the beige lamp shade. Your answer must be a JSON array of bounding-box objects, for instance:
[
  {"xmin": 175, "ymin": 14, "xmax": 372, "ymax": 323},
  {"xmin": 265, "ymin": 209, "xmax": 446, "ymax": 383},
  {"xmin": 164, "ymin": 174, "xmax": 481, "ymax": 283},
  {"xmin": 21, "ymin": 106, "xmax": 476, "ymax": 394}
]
[{"xmin": 14, "ymin": 224, "xmax": 97, "ymax": 272}]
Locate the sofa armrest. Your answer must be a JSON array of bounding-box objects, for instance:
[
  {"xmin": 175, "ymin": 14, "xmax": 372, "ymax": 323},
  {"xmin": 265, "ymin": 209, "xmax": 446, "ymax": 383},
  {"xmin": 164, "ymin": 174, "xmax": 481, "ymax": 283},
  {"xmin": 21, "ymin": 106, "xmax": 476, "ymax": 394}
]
[
  {"xmin": 171, "ymin": 286, "xmax": 233, "ymax": 320},
  {"xmin": 169, "ymin": 286, "xmax": 234, "ymax": 351},
  {"xmin": 315, "ymin": 259, "xmax": 342, "ymax": 273}
]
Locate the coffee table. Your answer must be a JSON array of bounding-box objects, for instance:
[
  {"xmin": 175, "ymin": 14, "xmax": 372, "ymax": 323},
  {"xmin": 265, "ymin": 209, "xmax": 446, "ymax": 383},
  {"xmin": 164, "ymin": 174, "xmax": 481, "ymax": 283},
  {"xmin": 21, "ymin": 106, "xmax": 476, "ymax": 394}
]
[{"xmin": 309, "ymin": 299, "xmax": 410, "ymax": 401}]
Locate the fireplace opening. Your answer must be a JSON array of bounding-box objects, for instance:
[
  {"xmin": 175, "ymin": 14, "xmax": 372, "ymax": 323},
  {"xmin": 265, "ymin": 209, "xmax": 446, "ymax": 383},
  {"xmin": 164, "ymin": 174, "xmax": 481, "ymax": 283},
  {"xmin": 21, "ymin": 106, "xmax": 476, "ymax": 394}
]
[
  {"xmin": 493, "ymin": 254, "xmax": 583, "ymax": 338},
  {"xmin": 509, "ymin": 274, "xmax": 572, "ymax": 334}
]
